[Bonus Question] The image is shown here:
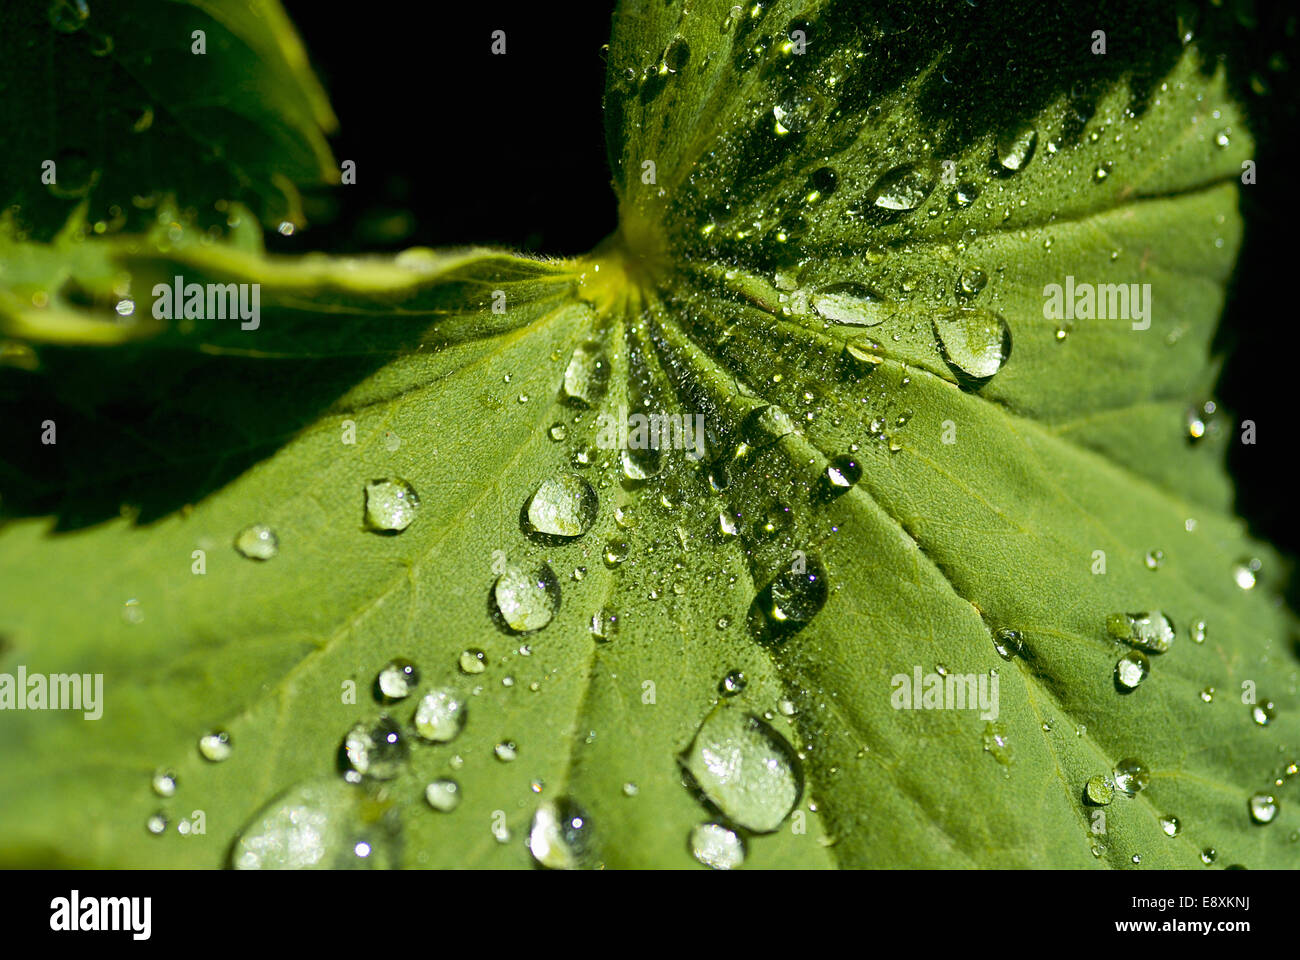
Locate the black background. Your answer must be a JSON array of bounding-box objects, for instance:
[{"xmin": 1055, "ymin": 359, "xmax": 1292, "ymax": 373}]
[{"xmin": 278, "ymin": 1, "xmax": 1300, "ymax": 602}]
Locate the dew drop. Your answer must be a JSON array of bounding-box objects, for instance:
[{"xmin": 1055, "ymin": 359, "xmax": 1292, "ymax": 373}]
[
  {"xmin": 234, "ymin": 523, "xmax": 279, "ymax": 560},
  {"xmin": 528, "ymin": 797, "xmax": 596, "ymax": 869},
  {"xmin": 590, "ymin": 606, "xmax": 619, "ymax": 641},
  {"xmin": 983, "ymin": 722, "xmax": 1012, "ymax": 767},
  {"xmin": 458, "ymin": 648, "xmax": 487, "ymax": 675},
  {"xmin": 198, "ymin": 730, "xmax": 232, "ymax": 762},
  {"xmin": 363, "ymin": 478, "xmax": 420, "ymax": 532},
  {"xmin": 956, "ymin": 267, "xmax": 988, "ymax": 301},
  {"xmin": 342, "ymin": 716, "xmax": 407, "ymax": 781},
  {"xmin": 1232, "ymin": 558, "xmax": 1260, "ymax": 590},
  {"xmin": 718, "ymin": 670, "xmax": 747, "ymax": 696},
  {"xmin": 1160, "ymin": 814, "xmax": 1181, "ymax": 837},
  {"xmin": 866, "ymin": 162, "xmax": 937, "ymax": 213},
  {"xmin": 680, "ymin": 704, "xmax": 801, "ymax": 833},
  {"xmin": 751, "ymin": 558, "xmax": 828, "ymax": 641},
  {"xmin": 1191, "ymin": 619, "xmax": 1207, "ymax": 644},
  {"xmin": 231, "ymin": 779, "xmax": 398, "ymax": 869},
  {"xmin": 933, "ymin": 308, "xmax": 1012, "ymax": 382},
  {"xmin": 412, "ymin": 688, "xmax": 466, "ymax": 743},
  {"xmin": 1113, "ymin": 758, "xmax": 1150, "ymax": 796},
  {"xmin": 1106, "ymin": 611, "xmax": 1175, "ymax": 653},
  {"xmin": 992, "ymin": 628, "xmax": 1024, "ymax": 661},
  {"xmin": 146, "ymin": 812, "xmax": 168, "ymax": 835},
  {"xmin": 562, "ymin": 341, "xmax": 610, "ymax": 407},
  {"xmin": 690, "ymin": 822, "xmax": 746, "ymax": 869},
  {"xmin": 375, "ymin": 658, "xmax": 419, "ymax": 702},
  {"xmin": 1251, "ymin": 700, "xmax": 1275, "ymax": 726},
  {"xmin": 525, "ymin": 474, "xmax": 598, "ymax": 538},
  {"xmin": 995, "ymin": 123, "xmax": 1038, "ymax": 173},
  {"xmin": 1085, "ymin": 774, "xmax": 1114, "ymax": 805},
  {"xmin": 494, "ymin": 740, "xmax": 518, "ymax": 762},
  {"xmin": 493, "ymin": 562, "xmax": 560, "ymax": 632},
  {"xmin": 824, "ymin": 454, "xmax": 863, "ymax": 493},
  {"xmin": 1115, "ymin": 651, "xmax": 1150, "ymax": 691},
  {"xmin": 604, "ymin": 540, "xmax": 629, "ymax": 566},
  {"xmin": 1249, "ymin": 792, "xmax": 1278, "ymax": 824},
  {"xmin": 1144, "ymin": 549, "xmax": 1164, "ymax": 570},
  {"xmin": 1200, "ymin": 847, "xmax": 1217, "ymax": 864},
  {"xmin": 425, "ymin": 778, "xmax": 461, "ymax": 812},
  {"xmin": 151, "ymin": 769, "xmax": 177, "ymax": 798},
  {"xmin": 810, "ymin": 282, "xmax": 891, "ymax": 326}
]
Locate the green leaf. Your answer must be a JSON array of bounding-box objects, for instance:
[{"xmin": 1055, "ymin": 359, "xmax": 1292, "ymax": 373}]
[
  {"xmin": 1, "ymin": 0, "xmax": 1295, "ymax": 869},
  {"xmin": 0, "ymin": 0, "xmax": 337, "ymax": 240}
]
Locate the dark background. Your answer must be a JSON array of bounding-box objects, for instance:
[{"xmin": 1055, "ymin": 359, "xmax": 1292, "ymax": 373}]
[{"xmin": 278, "ymin": 2, "xmax": 1300, "ymax": 599}]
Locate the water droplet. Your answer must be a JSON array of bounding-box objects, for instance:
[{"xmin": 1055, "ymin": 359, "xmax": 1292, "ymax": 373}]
[
  {"xmin": 493, "ymin": 562, "xmax": 560, "ymax": 632},
  {"xmin": 231, "ymin": 779, "xmax": 398, "ymax": 868},
  {"xmin": 1093, "ymin": 160, "xmax": 1113, "ymax": 182},
  {"xmin": 1144, "ymin": 549, "xmax": 1164, "ymax": 570},
  {"xmin": 680, "ymin": 704, "xmax": 802, "ymax": 833},
  {"xmin": 1200, "ymin": 847, "xmax": 1217, "ymax": 864},
  {"xmin": 621, "ymin": 445, "xmax": 664, "ymax": 482},
  {"xmin": 425, "ymin": 778, "xmax": 461, "ymax": 812},
  {"xmin": 342, "ymin": 716, "xmax": 407, "ymax": 780},
  {"xmin": 995, "ymin": 123, "xmax": 1038, "ymax": 173},
  {"xmin": 525, "ymin": 475, "xmax": 598, "ymax": 538},
  {"xmin": 151, "ymin": 769, "xmax": 177, "ymax": 798},
  {"xmin": 751, "ymin": 558, "xmax": 828, "ymax": 641},
  {"xmin": 1252, "ymin": 701, "xmax": 1275, "ymax": 726},
  {"xmin": 1249, "ymin": 792, "xmax": 1278, "ymax": 824},
  {"xmin": 933, "ymin": 309, "xmax": 1012, "ymax": 382},
  {"xmin": 1115, "ymin": 651, "xmax": 1150, "ymax": 691},
  {"xmin": 458, "ymin": 648, "xmax": 487, "ymax": 674},
  {"xmin": 741, "ymin": 404, "xmax": 795, "ymax": 449},
  {"xmin": 234, "ymin": 523, "xmax": 279, "ymax": 560},
  {"xmin": 1106, "ymin": 611, "xmax": 1175, "ymax": 653},
  {"xmin": 950, "ymin": 182, "xmax": 980, "ymax": 208},
  {"xmin": 719, "ymin": 670, "xmax": 747, "ymax": 696},
  {"xmin": 1200, "ymin": 686, "xmax": 1215, "ymax": 703},
  {"xmin": 590, "ymin": 606, "xmax": 619, "ymax": 641},
  {"xmin": 364, "ymin": 478, "xmax": 420, "ymax": 532},
  {"xmin": 690, "ymin": 822, "xmax": 746, "ymax": 869},
  {"xmin": 1191, "ymin": 619, "xmax": 1207, "ymax": 644},
  {"xmin": 412, "ymin": 689, "xmax": 466, "ymax": 742},
  {"xmin": 773, "ymin": 92, "xmax": 822, "ymax": 135},
  {"xmin": 528, "ymin": 797, "xmax": 596, "ymax": 869},
  {"xmin": 562, "ymin": 342, "xmax": 610, "ymax": 407},
  {"xmin": 956, "ymin": 267, "xmax": 988, "ymax": 301},
  {"xmin": 1085, "ymin": 774, "xmax": 1114, "ymax": 805},
  {"xmin": 494, "ymin": 740, "xmax": 518, "ymax": 762},
  {"xmin": 604, "ymin": 540, "xmax": 629, "ymax": 566},
  {"xmin": 1113, "ymin": 758, "xmax": 1150, "ymax": 796},
  {"xmin": 1232, "ymin": 558, "xmax": 1260, "ymax": 590},
  {"xmin": 48, "ymin": 0, "xmax": 89, "ymax": 33},
  {"xmin": 808, "ymin": 165, "xmax": 838, "ymax": 199},
  {"xmin": 198, "ymin": 730, "xmax": 232, "ymax": 762},
  {"xmin": 992, "ymin": 628, "xmax": 1023, "ymax": 661},
  {"xmin": 810, "ymin": 282, "xmax": 891, "ymax": 326},
  {"xmin": 1160, "ymin": 814, "xmax": 1181, "ymax": 837},
  {"xmin": 824, "ymin": 454, "xmax": 863, "ymax": 492},
  {"xmin": 548, "ymin": 422, "xmax": 567, "ymax": 441},
  {"xmin": 375, "ymin": 658, "xmax": 419, "ymax": 702},
  {"xmin": 866, "ymin": 162, "xmax": 937, "ymax": 213},
  {"xmin": 983, "ymin": 722, "xmax": 1012, "ymax": 766}
]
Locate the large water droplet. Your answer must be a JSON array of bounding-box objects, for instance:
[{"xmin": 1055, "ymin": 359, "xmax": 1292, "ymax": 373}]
[
  {"xmin": 995, "ymin": 123, "xmax": 1038, "ymax": 173},
  {"xmin": 1106, "ymin": 611, "xmax": 1175, "ymax": 653},
  {"xmin": 866, "ymin": 162, "xmax": 937, "ymax": 213},
  {"xmin": 234, "ymin": 523, "xmax": 279, "ymax": 560},
  {"xmin": 690, "ymin": 822, "xmax": 746, "ymax": 869},
  {"xmin": 933, "ymin": 309, "xmax": 1011, "ymax": 382},
  {"xmin": 1249, "ymin": 792, "xmax": 1278, "ymax": 824},
  {"xmin": 342, "ymin": 716, "xmax": 407, "ymax": 780},
  {"xmin": 750, "ymin": 558, "xmax": 828, "ymax": 641},
  {"xmin": 525, "ymin": 474, "xmax": 598, "ymax": 538},
  {"xmin": 680, "ymin": 704, "xmax": 802, "ymax": 833},
  {"xmin": 562, "ymin": 341, "xmax": 610, "ymax": 407},
  {"xmin": 364, "ymin": 478, "xmax": 420, "ymax": 532},
  {"xmin": 231, "ymin": 779, "xmax": 398, "ymax": 869},
  {"xmin": 809, "ymin": 282, "xmax": 892, "ymax": 326},
  {"xmin": 494, "ymin": 562, "xmax": 560, "ymax": 632},
  {"xmin": 412, "ymin": 688, "xmax": 466, "ymax": 743},
  {"xmin": 528, "ymin": 797, "xmax": 597, "ymax": 869},
  {"xmin": 1113, "ymin": 758, "xmax": 1150, "ymax": 796}
]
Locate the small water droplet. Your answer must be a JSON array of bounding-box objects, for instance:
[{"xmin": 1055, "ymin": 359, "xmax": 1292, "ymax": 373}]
[
  {"xmin": 342, "ymin": 717, "xmax": 407, "ymax": 780},
  {"xmin": 604, "ymin": 540, "xmax": 629, "ymax": 566},
  {"xmin": 810, "ymin": 282, "xmax": 891, "ymax": 326},
  {"xmin": 1232, "ymin": 558, "xmax": 1260, "ymax": 590},
  {"xmin": 425, "ymin": 779, "xmax": 461, "ymax": 812},
  {"xmin": 992, "ymin": 628, "xmax": 1023, "ymax": 661},
  {"xmin": 151, "ymin": 769, "xmax": 177, "ymax": 798},
  {"xmin": 146, "ymin": 811, "xmax": 168, "ymax": 835},
  {"xmin": 751, "ymin": 558, "xmax": 828, "ymax": 641},
  {"xmin": 1200, "ymin": 686, "xmax": 1215, "ymax": 703},
  {"xmin": 364, "ymin": 478, "xmax": 420, "ymax": 532},
  {"xmin": 1085, "ymin": 774, "xmax": 1114, "ymax": 805},
  {"xmin": 198, "ymin": 730, "xmax": 232, "ymax": 762},
  {"xmin": 412, "ymin": 689, "xmax": 466, "ymax": 742},
  {"xmin": 690, "ymin": 822, "xmax": 746, "ymax": 869},
  {"xmin": 234, "ymin": 523, "xmax": 279, "ymax": 560},
  {"xmin": 1200, "ymin": 847, "xmax": 1217, "ymax": 864},
  {"xmin": 956, "ymin": 267, "xmax": 988, "ymax": 301},
  {"xmin": 494, "ymin": 740, "xmax": 518, "ymax": 762},
  {"xmin": 824, "ymin": 454, "xmax": 863, "ymax": 492},
  {"xmin": 995, "ymin": 123, "xmax": 1038, "ymax": 173},
  {"xmin": 1106, "ymin": 611, "xmax": 1175, "ymax": 653},
  {"xmin": 1160, "ymin": 814, "xmax": 1181, "ymax": 837},
  {"xmin": 458, "ymin": 648, "xmax": 487, "ymax": 675},
  {"xmin": 1252, "ymin": 700, "xmax": 1276, "ymax": 726},
  {"xmin": 866, "ymin": 162, "xmax": 937, "ymax": 213},
  {"xmin": 375, "ymin": 658, "xmax": 419, "ymax": 702},
  {"xmin": 1144, "ymin": 549, "xmax": 1164, "ymax": 570},
  {"xmin": 493, "ymin": 562, "xmax": 560, "ymax": 632},
  {"xmin": 719, "ymin": 670, "xmax": 747, "ymax": 696},
  {"xmin": 1191, "ymin": 619, "xmax": 1207, "ymax": 644},
  {"xmin": 983, "ymin": 722, "xmax": 1012, "ymax": 766},
  {"xmin": 1249, "ymin": 792, "xmax": 1278, "ymax": 824},
  {"xmin": 590, "ymin": 606, "xmax": 619, "ymax": 641},
  {"xmin": 1113, "ymin": 758, "xmax": 1150, "ymax": 796},
  {"xmin": 548, "ymin": 422, "xmax": 567, "ymax": 441},
  {"xmin": 1115, "ymin": 651, "xmax": 1150, "ymax": 691}
]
